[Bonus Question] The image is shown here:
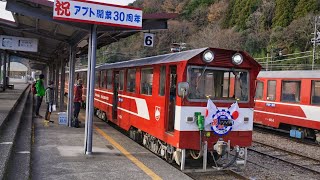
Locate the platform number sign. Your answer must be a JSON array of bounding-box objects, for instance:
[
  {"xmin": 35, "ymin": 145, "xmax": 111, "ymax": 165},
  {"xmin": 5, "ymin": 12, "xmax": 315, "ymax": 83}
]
[{"xmin": 144, "ymin": 33, "xmax": 154, "ymax": 47}]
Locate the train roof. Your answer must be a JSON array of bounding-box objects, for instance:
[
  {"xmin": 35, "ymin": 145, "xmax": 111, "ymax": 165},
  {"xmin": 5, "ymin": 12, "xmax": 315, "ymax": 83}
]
[
  {"xmin": 96, "ymin": 47, "xmax": 259, "ymax": 70},
  {"xmin": 258, "ymin": 70, "xmax": 320, "ymax": 78},
  {"xmin": 96, "ymin": 47, "xmax": 207, "ymax": 70}
]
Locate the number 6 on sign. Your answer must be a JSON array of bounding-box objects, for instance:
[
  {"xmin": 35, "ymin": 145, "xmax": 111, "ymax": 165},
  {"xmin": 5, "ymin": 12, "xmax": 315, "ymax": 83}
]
[{"xmin": 144, "ymin": 33, "xmax": 154, "ymax": 47}]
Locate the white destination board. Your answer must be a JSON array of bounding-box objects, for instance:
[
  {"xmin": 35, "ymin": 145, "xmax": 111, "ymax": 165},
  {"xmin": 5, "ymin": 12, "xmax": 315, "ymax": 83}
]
[{"xmin": 0, "ymin": 35, "xmax": 38, "ymax": 52}]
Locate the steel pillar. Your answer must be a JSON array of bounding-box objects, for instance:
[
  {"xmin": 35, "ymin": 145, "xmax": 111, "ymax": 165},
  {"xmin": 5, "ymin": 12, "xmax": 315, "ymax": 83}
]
[
  {"xmin": 7, "ymin": 54, "xmax": 10, "ymax": 83},
  {"xmin": 84, "ymin": 24, "xmax": 97, "ymax": 155},
  {"xmin": 59, "ymin": 59, "xmax": 66, "ymax": 111},
  {"xmin": 67, "ymin": 46, "xmax": 76, "ymax": 127},
  {"xmin": 2, "ymin": 52, "xmax": 7, "ymax": 91},
  {"xmin": 55, "ymin": 61, "xmax": 60, "ymax": 107},
  {"xmin": 0, "ymin": 52, "xmax": 3, "ymax": 91}
]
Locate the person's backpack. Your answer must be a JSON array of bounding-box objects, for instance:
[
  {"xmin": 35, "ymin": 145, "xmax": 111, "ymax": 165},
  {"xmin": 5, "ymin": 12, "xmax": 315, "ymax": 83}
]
[{"xmin": 32, "ymin": 81, "xmax": 37, "ymax": 95}]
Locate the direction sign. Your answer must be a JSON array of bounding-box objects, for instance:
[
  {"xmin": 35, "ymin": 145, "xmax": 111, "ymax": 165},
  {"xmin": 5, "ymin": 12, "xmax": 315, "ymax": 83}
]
[
  {"xmin": 0, "ymin": 35, "xmax": 38, "ymax": 52},
  {"xmin": 53, "ymin": 0, "xmax": 143, "ymax": 29}
]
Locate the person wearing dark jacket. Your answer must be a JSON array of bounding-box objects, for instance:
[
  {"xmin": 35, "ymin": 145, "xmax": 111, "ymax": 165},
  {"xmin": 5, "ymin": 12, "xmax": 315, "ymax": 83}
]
[
  {"xmin": 44, "ymin": 81, "xmax": 54, "ymax": 123},
  {"xmin": 74, "ymin": 79, "xmax": 83, "ymax": 119}
]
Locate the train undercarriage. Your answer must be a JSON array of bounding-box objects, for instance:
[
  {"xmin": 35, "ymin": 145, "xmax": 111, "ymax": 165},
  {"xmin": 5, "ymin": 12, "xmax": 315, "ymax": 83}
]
[{"xmin": 95, "ymin": 108, "xmax": 248, "ymax": 171}]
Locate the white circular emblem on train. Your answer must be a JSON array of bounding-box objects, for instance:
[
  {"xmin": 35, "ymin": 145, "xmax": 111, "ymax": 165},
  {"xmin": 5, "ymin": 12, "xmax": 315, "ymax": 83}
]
[{"xmin": 210, "ymin": 110, "xmax": 234, "ymax": 135}]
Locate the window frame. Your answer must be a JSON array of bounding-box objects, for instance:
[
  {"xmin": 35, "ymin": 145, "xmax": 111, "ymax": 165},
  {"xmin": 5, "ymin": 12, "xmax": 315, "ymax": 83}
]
[
  {"xmin": 267, "ymin": 80, "xmax": 276, "ymax": 101},
  {"xmin": 106, "ymin": 70, "xmax": 112, "ymax": 90},
  {"xmin": 311, "ymin": 80, "xmax": 320, "ymax": 105},
  {"xmin": 158, "ymin": 66, "xmax": 166, "ymax": 96},
  {"xmin": 119, "ymin": 70, "xmax": 125, "ymax": 91},
  {"xmin": 186, "ymin": 66, "xmax": 250, "ymax": 103},
  {"xmin": 280, "ymin": 80, "xmax": 301, "ymax": 103},
  {"xmin": 255, "ymin": 80, "xmax": 264, "ymax": 100},
  {"xmin": 126, "ymin": 68, "xmax": 136, "ymax": 93},
  {"xmin": 140, "ymin": 67, "xmax": 153, "ymax": 96}
]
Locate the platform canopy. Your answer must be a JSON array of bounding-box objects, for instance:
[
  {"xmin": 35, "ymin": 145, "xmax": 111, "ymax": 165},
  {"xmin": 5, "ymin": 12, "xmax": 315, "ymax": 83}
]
[{"xmin": 0, "ymin": 0, "xmax": 176, "ymax": 70}]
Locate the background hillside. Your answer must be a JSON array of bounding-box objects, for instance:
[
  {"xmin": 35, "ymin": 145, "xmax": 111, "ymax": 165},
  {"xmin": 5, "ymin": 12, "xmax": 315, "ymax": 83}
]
[{"xmin": 85, "ymin": 0, "xmax": 320, "ymax": 70}]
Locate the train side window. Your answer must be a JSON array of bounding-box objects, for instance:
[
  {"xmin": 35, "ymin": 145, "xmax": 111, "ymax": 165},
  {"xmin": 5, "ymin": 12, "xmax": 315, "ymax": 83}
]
[
  {"xmin": 141, "ymin": 68, "xmax": 153, "ymax": 95},
  {"xmin": 281, "ymin": 81, "xmax": 301, "ymax": 103},
  {"xmin": 267, "ymin": 80, "xmax": 276, "ymax": 101},
  {"xmin": 159, "ymin": 66, "xmax": 166, "ymax": 96},
  {"xmin": 127, "ymin": 69, "xmax": 136, "ymax": 93},
  {"xmin": 106, "ymin": 70, "xmax": 112, "ymax": 89},
  {"xmin": 119, "ymin": 70, "xmax": 124, "ymax": 91},
  {"xmin": 95, "ymin": 71, "xmax": 100, "ymax": 88},
  {"xmin": 311, "ymin": 81, "xmax": 320, "ymax": 105},
  {"xmin": 255, "ymin": 81, "xmax": 264, "ymax": 99},
  {"xmin": 100, "ymin": 71, "xmax": 105, "ymax": 88}
]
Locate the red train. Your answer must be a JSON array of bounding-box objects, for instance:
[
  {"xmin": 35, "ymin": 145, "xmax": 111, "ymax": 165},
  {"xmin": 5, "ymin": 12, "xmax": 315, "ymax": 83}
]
[
  {"xmin": 66, "ymin": 47, "xmax": 261, "ymax": 170},
  {"xmin": 254, "ymin": 70, "xmax": 320, "ymax": 143}
]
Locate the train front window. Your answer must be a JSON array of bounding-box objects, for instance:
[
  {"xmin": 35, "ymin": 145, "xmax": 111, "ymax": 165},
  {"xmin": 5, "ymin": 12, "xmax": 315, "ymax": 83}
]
[{"xmin": 187, "ymin": 66, "xmax": 249, "ymax": 101}]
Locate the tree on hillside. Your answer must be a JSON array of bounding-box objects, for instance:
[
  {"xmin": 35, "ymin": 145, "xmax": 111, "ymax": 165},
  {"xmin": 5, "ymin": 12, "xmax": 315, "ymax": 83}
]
[
  {"xmin": 294, "ymin": 0, "xmax": 319, "ymax": 18},
  {"xmin": 162, "ymin": 0, "xmax": 188, "ymax": 13},
  {"xmin": 272, "ymin": 0, "xmax": 298, "ymax": 27},
  {"xmin": 188, "ymin": 24, "xmax": 243, "ymax": 50},
  {"xmin": 208, "ymin": 0, "xmax": 229, "ymax": 23}
]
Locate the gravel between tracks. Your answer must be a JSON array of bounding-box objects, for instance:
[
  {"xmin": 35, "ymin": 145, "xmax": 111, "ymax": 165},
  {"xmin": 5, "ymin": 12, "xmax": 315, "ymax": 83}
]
[{"xmin": 253, "ymin": 131, "xmax": 320, "ymax": 160}]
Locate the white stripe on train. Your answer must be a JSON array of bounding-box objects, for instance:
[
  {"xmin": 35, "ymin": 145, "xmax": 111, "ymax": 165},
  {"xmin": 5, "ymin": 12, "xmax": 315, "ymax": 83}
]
[{"xmin": 255, "ymin": 100, "xmax": 320, "ymax": 121}]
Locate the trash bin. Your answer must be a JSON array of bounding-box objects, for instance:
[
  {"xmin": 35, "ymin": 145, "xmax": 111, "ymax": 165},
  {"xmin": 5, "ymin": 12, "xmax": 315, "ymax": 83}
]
[{"xmin": 58, "ymin": 112, "xmax": 68, "ymax": 125}]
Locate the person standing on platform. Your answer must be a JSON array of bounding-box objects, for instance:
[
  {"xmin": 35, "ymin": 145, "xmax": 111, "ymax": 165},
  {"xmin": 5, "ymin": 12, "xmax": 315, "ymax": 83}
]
[
  {"xmin": 44, "ymin": 80, "xmax": 54, "ymax": 123},
  {"xmin": 74, "ymin": 79, "xmax": 83, "ymax": 119},
  {"xmin": 35, "ymin": 74, "xmax": 45, "ymax": 118}
]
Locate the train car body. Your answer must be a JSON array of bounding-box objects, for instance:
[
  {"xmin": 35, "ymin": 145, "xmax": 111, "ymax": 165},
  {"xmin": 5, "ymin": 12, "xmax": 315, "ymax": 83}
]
[
  {"xmin": 67, "ymin": 47, "xmax": 261, "ymax": 170},
  {"xmin": 254, "ymin": 70, "xmax": 320, "ymax": 142}
]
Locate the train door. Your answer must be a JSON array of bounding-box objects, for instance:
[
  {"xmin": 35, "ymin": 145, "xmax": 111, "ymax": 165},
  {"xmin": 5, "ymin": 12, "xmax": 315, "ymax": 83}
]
[
  {"xmin": 167, "ymin": 66, "xmax": 177, "ymax": 132},
  {"xmin": 112, "ymin": 71, "xmax": 119, "ymax": 120}
]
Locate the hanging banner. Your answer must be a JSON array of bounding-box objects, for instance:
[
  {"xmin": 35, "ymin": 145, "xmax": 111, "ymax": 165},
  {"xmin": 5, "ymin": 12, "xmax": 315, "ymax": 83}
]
[
  {"xmin": 0, "ymin": 35, "xmax": 38, "ymax": 52},
  {"xmin": 53, "ymin": 0, "xmax": 143, "ymax": 29}
]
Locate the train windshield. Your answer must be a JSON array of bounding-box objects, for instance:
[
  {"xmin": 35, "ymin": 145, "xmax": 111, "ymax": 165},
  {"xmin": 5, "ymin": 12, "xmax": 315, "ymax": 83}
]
[{"xmin": 187, "ymin": 66, "xmax": 249, "ymax": 102}]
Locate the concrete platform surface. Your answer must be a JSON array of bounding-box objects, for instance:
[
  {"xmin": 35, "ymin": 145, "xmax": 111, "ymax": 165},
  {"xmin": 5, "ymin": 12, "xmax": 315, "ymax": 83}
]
[{"xmin": 31, "ymin": 104, "xmax": 192, "ymax": 180}]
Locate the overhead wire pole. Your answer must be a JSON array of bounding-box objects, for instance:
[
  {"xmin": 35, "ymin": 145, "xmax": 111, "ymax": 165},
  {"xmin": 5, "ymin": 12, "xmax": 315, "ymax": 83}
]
[
  {"xmin": 67, "ymin": 45, "xmax": 76, "ymax": 127},
  {"xmin": 85, "ymin": 24, "xmax": 97, "ymax": 155},
  {"xmin": 312, "ymin": 16, "xmax": 318, "ymax": 70}
]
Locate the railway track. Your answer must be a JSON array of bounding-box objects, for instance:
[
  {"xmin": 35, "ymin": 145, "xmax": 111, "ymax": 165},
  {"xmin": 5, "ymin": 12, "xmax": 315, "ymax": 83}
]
[
  {"xmin": 186, "ymin": 169, "xmax": 248, "ymax": 180},
  {"xmin": 254, "ymin": 125, "xmax": 319, "ymax": 147},
  {"xmin": 249, "ymin": 140, "xmax": 320, "ymax": 175}
]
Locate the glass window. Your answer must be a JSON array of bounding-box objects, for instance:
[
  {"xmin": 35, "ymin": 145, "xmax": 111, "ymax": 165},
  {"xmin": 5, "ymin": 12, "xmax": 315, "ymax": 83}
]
[
  {"xmin": 95, "ymin": 71, "xmax": 99, "ymax": 88},
  {"xmin": 99, "ymin": 71, "xmax": 105, "ymax": 88},
  {"xmin": 281, "ymin": 81, "xmax": 300, "ymax": 103},
  {"xmin": 187, "ymin": 66, "xmax": 248, "ymax": 101},
  {"xmin": 141, "ymin": 68, "xmax": 153, "ymax": 95},
  {"xmin": 119, "ymin": 70, "xmax": 124, "ymax": 91},
  {"xmin": 106, "ymin": 70, "xmax": 112, "ymax": 89},
  {"xmin": 267, "ymin": 80, "xmax": 276, "ymax": 101},
  {"xmin": 159, "ymin": 66, "xmax": 166, "ymax": 96},
  {"xmin": 255, "ymin": 81, "xmax": 264, "ymax": 99},
  {"xmin": 127, "ymin": 69, "xmax": 136, "ymax": 93},
  {"xmin": 311, "ymin": 81, "xmax": 320, "ymax": 105}
]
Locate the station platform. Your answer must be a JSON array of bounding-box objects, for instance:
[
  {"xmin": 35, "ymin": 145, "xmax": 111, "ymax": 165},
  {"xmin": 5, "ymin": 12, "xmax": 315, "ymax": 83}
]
[
  {"xmin": 0, "ymin": 83, "xmax": 29, "ymax": 127},
  {"xmin": 31, "ymin": 104, "xmax": 192, "ymax": 179}
]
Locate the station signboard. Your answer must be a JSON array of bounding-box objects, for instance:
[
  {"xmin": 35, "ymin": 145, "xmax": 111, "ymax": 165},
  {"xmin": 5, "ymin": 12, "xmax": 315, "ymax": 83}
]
[
  {"xmin": 0, "ymin": 35, "xmax": 38, "ymax": 52},
  {"xmin": 53, "ymin": 0, "xmax": 143, "ymax": 29}
]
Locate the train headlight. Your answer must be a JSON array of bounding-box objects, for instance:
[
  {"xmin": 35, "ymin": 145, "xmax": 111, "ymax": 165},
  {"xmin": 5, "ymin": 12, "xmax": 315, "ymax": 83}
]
[
  {"xmin": 232, "ymin": 53, "xmax": 243, "ymax": 65},
  {"xmin": 202, "ymin": 50, "xmax": 214, "ymax": 63}
]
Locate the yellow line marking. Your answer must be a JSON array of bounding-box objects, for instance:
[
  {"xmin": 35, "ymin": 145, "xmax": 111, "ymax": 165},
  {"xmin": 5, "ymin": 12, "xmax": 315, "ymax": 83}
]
[
  {"xmin": 94, "ymin": 125, "xmax": 162, "ymax": 180},
  {"xmin": 78, "ymin": 108, "xmax": 161, "ymax": 179}
]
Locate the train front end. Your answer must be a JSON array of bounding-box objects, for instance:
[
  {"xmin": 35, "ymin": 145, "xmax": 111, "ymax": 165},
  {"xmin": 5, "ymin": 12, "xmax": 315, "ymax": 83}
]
[{"xmin": 174, "ymin": 48, "xmax": 261, "ymax": 170}]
